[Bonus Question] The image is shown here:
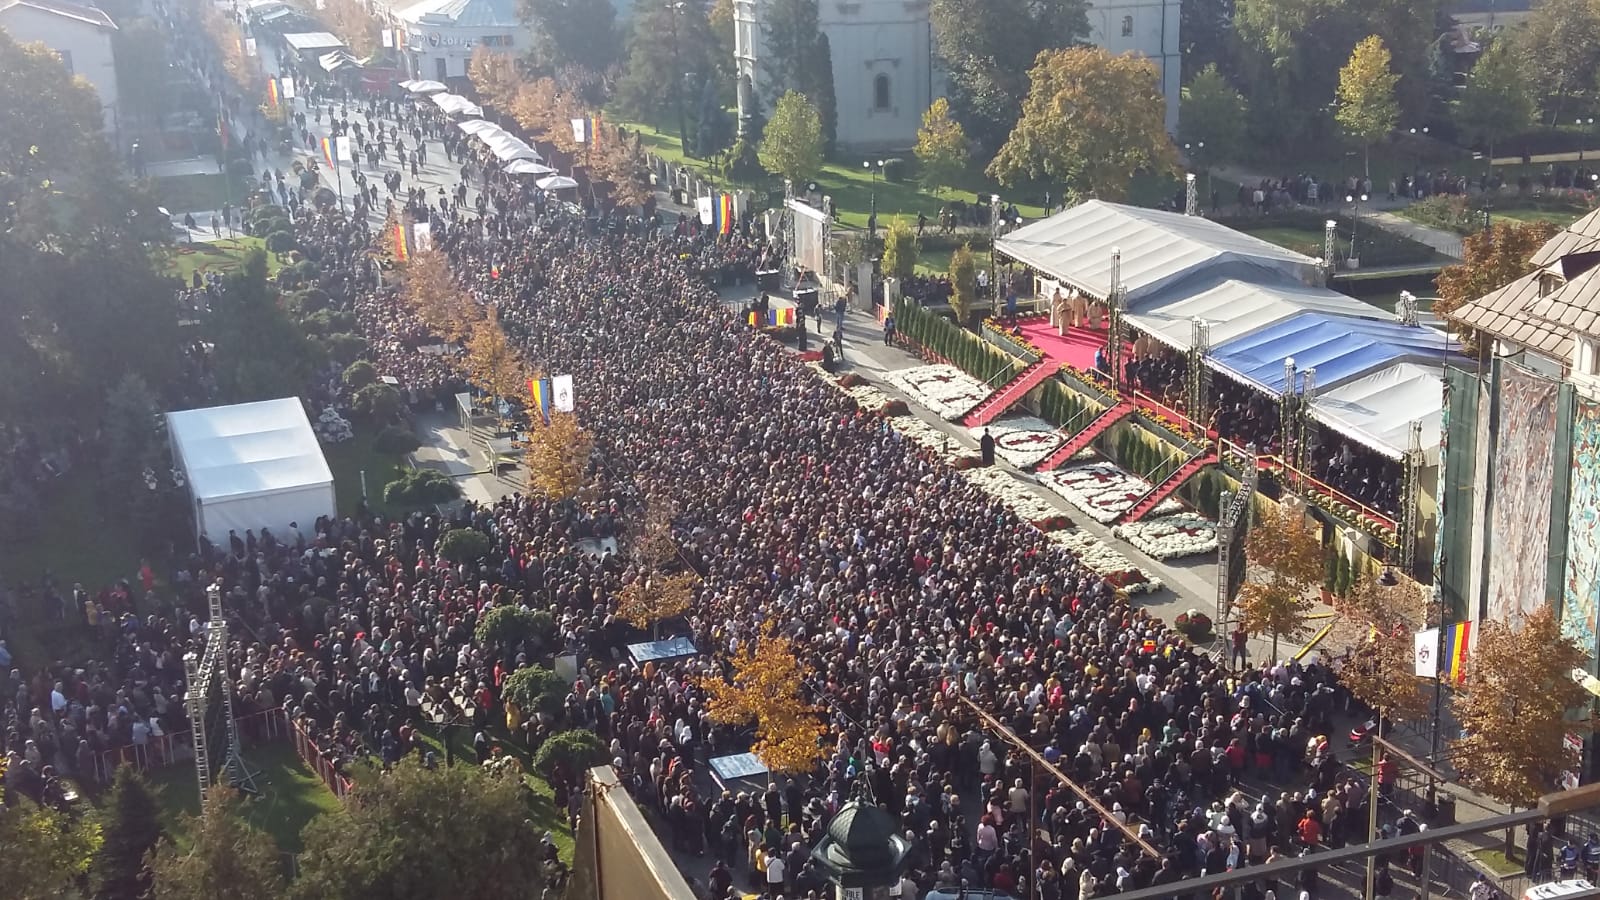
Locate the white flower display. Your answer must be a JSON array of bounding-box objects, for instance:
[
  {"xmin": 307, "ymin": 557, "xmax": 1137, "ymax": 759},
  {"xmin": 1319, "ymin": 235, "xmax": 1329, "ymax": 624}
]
[
  {"xmin": 959, "ymin": 467, "xmax": 1071, "ymax": 529},
  {"xmin": 1112, "ymin": 512, "xmax": 1219, "ymax": 561},
  {"xmin": 1048, "ymin": 530, "xmax": 1165, "ymax": 595},
  {"xmin": 808, "ymin": 363, "xmax": 897, "ymax": 414},
  {"xmin": 1040, "ymin": 462, "xmax": 1182, "ymax": 524},
  {"xmin": 883, "ymin": 364, "xmax": 992, "ymax": 421},
  {"xmin": 315, "ymin": 406, "xmax": 354, "ymax": 445},
  {"xmin": 968, "ymin": 416, "xmax": 1065, "ymax": 469},
  {"xmin": 889, "ymin": 415, "xmax": 979, "ymax": 464}
]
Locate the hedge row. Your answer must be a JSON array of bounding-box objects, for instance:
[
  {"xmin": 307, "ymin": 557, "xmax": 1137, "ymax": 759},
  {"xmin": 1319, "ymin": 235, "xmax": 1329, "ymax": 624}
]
[{"xmin": 895, "ymin": 298, "xmax": 1021, "ymax": 386}]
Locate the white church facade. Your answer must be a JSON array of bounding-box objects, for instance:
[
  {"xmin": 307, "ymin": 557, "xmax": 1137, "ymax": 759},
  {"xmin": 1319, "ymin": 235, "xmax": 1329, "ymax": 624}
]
[{"xmin": 733, "ymin": 0, "xmax": 1181, "ymax": 153}]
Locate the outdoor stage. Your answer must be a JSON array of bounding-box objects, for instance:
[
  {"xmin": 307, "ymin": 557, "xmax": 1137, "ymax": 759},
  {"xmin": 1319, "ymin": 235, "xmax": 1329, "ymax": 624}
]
[{"xmin": 1016, "ymin": 316, "xmax": 1130, "ymax": 372}]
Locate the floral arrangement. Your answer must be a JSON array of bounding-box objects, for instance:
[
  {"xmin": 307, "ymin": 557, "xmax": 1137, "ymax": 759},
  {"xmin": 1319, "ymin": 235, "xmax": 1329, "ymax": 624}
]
[
  {"xmin": 1174, "ymin": 609, "xmax": 1214, "ymax": 642},
  {"xmin": 1048, "ymin": 530, "xmax": 1165, "ymax": 594},
  {"xmin": 960, "ymin": 466, "xmax": 1073, "ymax": 530},
  {"xmin": 882, "ymin": 399, "xmax": 909, "ymax": 417},
  {"xmin": 1112, "ymin": 512, "xmax": 1219, "ymax": 561},
  {"xmin": 888, "ymin": 414, "xmax": 981, "ymax": 466},
  {"xmin": 1300, "ymin": 481, "xmax": 1399, "ymax": 546},
  {"xmin": 482, "ymin": 751, "xmax": 522, "ymax": 778},
  {"xmin": 1040, "ymin": 462, "xmax": 1183, "ymax": 524},
  {"xmin": 968, "ymin": 416, "xmax": 1066, "ymax": 469},
  {"xmin": 838, "ymin": 373, "xmax": 866, "ymax": 388},
  {"xmin": 1136, "ymin": 408, "xmax": 1206, "ymax": 447},
  {"xmin": 982, "ymin": 317, "xmax": 1047, "ymax": 358},
  {"xmin": 315, "ymin": 406, "xmax": 354, "ymax": 444},
  {"xmin": 882, "ymin": 364, "xmax": 993, "ymax": 421}
]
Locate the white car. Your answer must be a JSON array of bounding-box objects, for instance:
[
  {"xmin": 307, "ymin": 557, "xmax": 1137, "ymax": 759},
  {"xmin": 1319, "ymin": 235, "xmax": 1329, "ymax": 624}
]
[{"xmin": 1524, "ymin": 880, "xmax": 1597, "ymax": 900}]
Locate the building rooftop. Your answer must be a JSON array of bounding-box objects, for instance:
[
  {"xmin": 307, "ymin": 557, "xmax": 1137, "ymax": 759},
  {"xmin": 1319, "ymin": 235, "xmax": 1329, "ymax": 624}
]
[{"xmin": 0, "ymin": 0, "xmax": 117, "ymax": 29}]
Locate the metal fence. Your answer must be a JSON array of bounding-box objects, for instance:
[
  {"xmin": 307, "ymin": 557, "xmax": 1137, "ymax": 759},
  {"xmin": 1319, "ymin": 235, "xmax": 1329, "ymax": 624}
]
[
  {"xmin": 287, "ymin": 717, "xmax": 354, "ymax": 800},
  {"xmin": 88, "ymin": 707, "xmax": 290, "ymax": 785}
]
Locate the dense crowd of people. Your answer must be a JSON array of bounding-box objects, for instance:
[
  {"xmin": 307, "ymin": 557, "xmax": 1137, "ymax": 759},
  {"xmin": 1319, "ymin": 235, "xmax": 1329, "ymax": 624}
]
[{"xmin": 0, "ymin": 22, "xmax": 1435, "ymax": 900}]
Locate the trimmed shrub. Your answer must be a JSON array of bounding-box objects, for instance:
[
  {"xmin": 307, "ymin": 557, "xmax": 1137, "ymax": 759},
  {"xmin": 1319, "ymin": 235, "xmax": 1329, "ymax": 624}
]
[
  {"xmin": 342, "ymin": 360, "xmax": 378, "ymax": 390},
  {"xmin": 382, "ymin": 467, "xmax": 460, "ymax": 507},
  {"xmin": 533, "ymin": 729, "xmax": 606, "ymax": 779},
  {"xmin": 372, "ymin": 423, "xmax": 420, "ymax": 455},
  {"xmin": 502, "ymin": 664, "xmax": 568, "ymax": 717},
  {"xmin": 439, "ymin": 527, "xmax": 492, "ymax": 564}
]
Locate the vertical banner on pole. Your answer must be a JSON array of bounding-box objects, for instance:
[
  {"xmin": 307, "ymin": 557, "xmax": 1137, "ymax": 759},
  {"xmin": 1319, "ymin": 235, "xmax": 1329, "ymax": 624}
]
[
  {"xmin": 413, "ymin": 221, "xmax": 433, "ymax": 252},
  {"xmin": 245, "ymin": 37, "xmax": 257, "ymax": 56},
  {"xmin": 281, "ymin": 77, "xmax": 295, "ymax": 100},
  {"xmin": 382, "ymin": 29, "xmax": 393, "ymax": 47},
  {"xmin": 570, "ymin": 118, "xmax": 587, "ymax": 144},
  {"xmin": 334, "ymin": 136, "xmax": 352, "ymax": 165}
]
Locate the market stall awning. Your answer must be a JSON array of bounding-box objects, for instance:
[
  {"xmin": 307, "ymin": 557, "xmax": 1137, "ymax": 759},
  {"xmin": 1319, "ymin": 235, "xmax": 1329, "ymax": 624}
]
[
  {"xmin": 1124, "ymin": 274, "xmax": 1384, "ymax": 352},
  {"xmin": 1209, "ymin": 310, "xmax": 1463, "ymax": 394},
  {"xmin": 487, "ymin": 137, "xmax": 539, "ymax": 162},
  {"xmin": 282, "ymin": 31, "xmax": 345, "ymax": 51},
  {"xmin": 1308, "ymin": 362, "xmax": 1443, "ymax": 462},
  {"xmin": 538, "ymin": 175, "xmax": 579, "ymax": 191},
  {"xmin": 402, "ymin": 78, "xmax": 447, "ymax": 94},
  {"xmin": 995, "ymin": 199, "xmax": 1324, "ymax": 302},
  {"xmin": 430, "ymin": 92, "xmax": 483, "ymax": 117},
  {"xmin": 457, "ymin": 118, "xmax": 498, "ymax": 135},
  {"xmin": 504, "ymin": 158, "xmax": 555, "ymax": 176},
  {"xmin": 319, "ymin": 49, "xmax": 360, "ymax": 71}
]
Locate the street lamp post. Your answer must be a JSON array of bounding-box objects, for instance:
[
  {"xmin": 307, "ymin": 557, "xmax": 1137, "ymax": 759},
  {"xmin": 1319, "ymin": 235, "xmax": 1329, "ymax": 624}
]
[
  {"xmin": 1580, "ymin": 118, "xmax": 1596, "ymax": 162},
  {"xmin": 1184, "ymin": 140, "xmax": 1206, "ymax": 208},
  {"xmin": 863, "ymin": 159, "xmax": 885, "ymax": 237},
  {"xmin": 1409, "ymin": 126, "xmax": 1430, "ymax": 178},
  {"xmin": 1345, "ymin": 192, "xmax": 1368, "ymax": 266}
]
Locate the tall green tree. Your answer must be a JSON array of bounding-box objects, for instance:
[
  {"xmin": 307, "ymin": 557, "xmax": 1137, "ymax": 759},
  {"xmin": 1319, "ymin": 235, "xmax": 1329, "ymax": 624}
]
[
  {"xmin": 759, "ymin": 0, "xmax": 835, "ymax": 153},
  {"xmin": 0, "ymin": 29, "xmax": 182, "ymax": 422},
  {"xmin": 881, "ymin": 217, "xmax": 918, "ymax": 281},
  {"xmin": 520, "ymin": 0, "xmax": 620, "ymax": 79},
  {"xmin": 809, "ymin": 32, "xmax": 837, "ymax": 156},
  {"xmin": 293, "ymin": 759, "xmax": 548, "ymax": 900},
  {"xmin": 1181, "ymin": 0, "xmax": 1239, "ymax": 83},
  {"xmin": 758, "ymin": 90, "xmax": 823, "ymax": 184},
  {"xmin": 114, "ymin": 18, "xmax": 173, "ymax": 127},
  {"xmin": 949, "ymin": 243, "xmax": 978, "ymax": 326},
  {"xmin": 987, "ymin": 47, "xmax": 1177, "ymax": 202},
  {"xmin": 1179, "ymin": 64, "xmax": 1248, "ymax": 165},
  {"xmin": 614, "ymin": 0, "xmax": 717, "ymax": 139},
  {"xmin": 1335, "ymin": 35, "xmax": 1400, "ymax": 177},
  {"xmin": 914, "ymin": 97, "xmax": 970, "ymax": 196},
  {"xmin": 91, "ymin": 767, "xmax": 163, "ymax": 900},
  {"xmin": 210, "ymin": 250, "xmax": 323, "ymax": 402},
  {"xmin": 148, "ymin": 790, "xmax": 284, "ymax": 900},
  {"xmin": 1455, "ymin": 39, "xmax": 1536, "ymax": 161},
  {"xmin": 1518, "ymin": 0, "xmax": 1600, "ymax": 126},
  {"xmin": 930, "ymin": 0, "xmax": 1090, "ymax": 153}
]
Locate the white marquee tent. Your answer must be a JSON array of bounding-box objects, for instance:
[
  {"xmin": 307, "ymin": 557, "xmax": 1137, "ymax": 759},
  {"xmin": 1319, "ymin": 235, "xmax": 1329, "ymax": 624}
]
[
  {"xmin": 1309, "ymin": 362, "xmax": 1445, "ymax": 462},
  {"xmin": 167, "ymin": 398, "xmax": 335, "ymax": 542},
  {"xmin": 1123, "ymin": 274, "xmax": 1383, "ymax": 352}
]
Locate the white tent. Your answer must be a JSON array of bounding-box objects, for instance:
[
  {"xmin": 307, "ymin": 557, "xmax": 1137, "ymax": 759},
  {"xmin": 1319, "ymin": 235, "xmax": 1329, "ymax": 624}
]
[
  {"xmin": 1309, "ymin": 362, "xmax": 1444, "ymax": 463},
  {"xmin": 457, "ymin": 119, "xmax": 498, "ymax": 135},
  {"xmin": 487, "ymin": 138, "xmax": 540, "ymax": 162},
  {"xmin": 1124, "ymin": 274, "xmax": 1385, "ymax": 352},
  {"xmin": 504, "ymin": 158, "xmax": 556, "ymax": 176},
  {"xmin": 403, "ymin": 79, "xmax": 448, "ymax": 94},
  {"xmin": 995, "ymin": 200, "xmax": 1324, "ymax": 302},
  {"xmin": 538, "ymin": 175, "xmax": 579, "ymax": 191},
  {"xmin": 167, "ymin": 398, "xmax": 335, "ymax": 542},
  {"xmin": 282, "ymin": 31, "xmax": 346, "ymax": 52},
  {"xmin": 431, "ymin": 93, "xmax": 483, "ymax": 117}
]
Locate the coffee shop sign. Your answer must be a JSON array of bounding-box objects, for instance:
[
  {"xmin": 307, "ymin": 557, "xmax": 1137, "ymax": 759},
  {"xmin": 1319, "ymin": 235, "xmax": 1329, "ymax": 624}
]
[{"xmin": 424, "ymin": 32, "xmax": 475, "ymax": 47}]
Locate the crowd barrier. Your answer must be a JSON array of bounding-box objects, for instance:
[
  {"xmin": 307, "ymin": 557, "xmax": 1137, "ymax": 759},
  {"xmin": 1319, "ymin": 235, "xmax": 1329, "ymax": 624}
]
[
  {"xmin": 89, "ymin": 707, "xmax": 289, "ymax": 785},
  {"xmin": 288, "ymin": 716, "xmax": 354, "ymax": 801}
]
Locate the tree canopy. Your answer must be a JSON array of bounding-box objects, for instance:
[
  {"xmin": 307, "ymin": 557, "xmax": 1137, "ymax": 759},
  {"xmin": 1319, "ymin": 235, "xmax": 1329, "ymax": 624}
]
[
  {"xmin": 986, "ymin": 47, "xmax": 1177, "ymax": 202},
  {"xmin": 1179, "ymin": 64, "xmax": 1248, "ymax": 165},
  {"xmin": 293, "ymin": 759, "xmax": 549, "ymax": 900},
  {"xmin": 519, "ymin": 0, "xmax": 621, "ymax": 81},
  {"xmin": 148, "ymin": 790, "xmax": 283, "ymax": 900},
  {"xmin": 914, "ymin": 98, "xmax": 970, "ymax": 196},
  {"xmin": 1235, "ymin": 503, "xmax": 1324, "ymax": 660},
  {"xmin": 758, "ymin": 91, "xmax": 823, "ymax": 184},
  {"xmin": 700, "ymin": 623, "xmax": 825, "ymax": 774},
  {"xmin": 1454, "ymin": 38, "xmax": 1535, "ymax": 158},
  {"xmin": 1334, "ymin": 36, "xmax": 1400, "ymax": 176},
  {"xmin": 930, "ymin": 0, "xmax": 1089, "ymax": 152},
  {"xmin": 1435, "ymin": 220, "xmax": 1559, "ymax": 350}
]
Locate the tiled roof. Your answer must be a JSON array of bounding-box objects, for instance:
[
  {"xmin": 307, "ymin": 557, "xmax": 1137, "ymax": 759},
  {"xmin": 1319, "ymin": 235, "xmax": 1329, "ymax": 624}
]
[
  {"xmin": 1447, "ymin": 270, "xmax": 1574, "ymax": 357},
  {"xmin": 1531, "ymin": 230, "xmax": 1600, "ymax": 268},
  {"xmin": 0, "ymin": 0, "xmax": 116, "ymax": 28},
  {"xmin": 1527, "ymin": 265, "xmax": 1600, "ymax": 338}
]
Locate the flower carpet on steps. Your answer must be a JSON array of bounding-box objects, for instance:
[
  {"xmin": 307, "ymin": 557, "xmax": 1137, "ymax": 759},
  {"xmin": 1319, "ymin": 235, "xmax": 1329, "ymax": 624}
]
[
  {"xmin": 1039, "ymin": 461, "xmax": 1184, "ymax": 524},
  {"xmin": 966, "ymin": 416, "xmax": 1065, "ymax": 469},
  {"xmin": 883, "ymin": 364, "xmax": 993, "ymax": 421}
]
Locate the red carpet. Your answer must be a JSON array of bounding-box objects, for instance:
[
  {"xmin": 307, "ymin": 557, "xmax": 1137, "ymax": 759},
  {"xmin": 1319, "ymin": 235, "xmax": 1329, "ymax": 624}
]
[{"xmin": 1017, "ymin": 318, "xmax": 1131, "ymax": 372}]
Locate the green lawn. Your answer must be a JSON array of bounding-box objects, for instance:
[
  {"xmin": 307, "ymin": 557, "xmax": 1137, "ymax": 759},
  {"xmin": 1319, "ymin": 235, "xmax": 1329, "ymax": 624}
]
[
  {"xmin": 1470, "ymin": 847, "xmax": 1525, "ymax": 877},
  {"xmin": 144, "ymin": 741, "xmax": 344, "ymax": 855},
  {"xmin": 322, "ymin": 426, "xmax": 409, "ymax": 519},
  {"xmin": 152, "ymin": 173, "xmax": 249, "ymax": 214},
  {"xmin": 1487, "ymin": 205, "xmax": 1588, "ymax": 228},
  {"xmin": 158, "ymin": 236, "xmax": 282, "ymax": 284},
  {"xmin": 914, "ymin": 244, "xmax": 992, "ymax": 276}
]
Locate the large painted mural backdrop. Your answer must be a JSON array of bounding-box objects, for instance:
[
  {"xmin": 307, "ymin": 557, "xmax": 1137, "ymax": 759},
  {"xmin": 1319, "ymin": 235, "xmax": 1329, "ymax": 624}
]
[
  {"xmin": 1562, "ymin": 399, "xmax": 1600, "ymax": 659},
  {"xmin": 1487, "ymin": 364, "xmax": 1559, "ymax": 625}
]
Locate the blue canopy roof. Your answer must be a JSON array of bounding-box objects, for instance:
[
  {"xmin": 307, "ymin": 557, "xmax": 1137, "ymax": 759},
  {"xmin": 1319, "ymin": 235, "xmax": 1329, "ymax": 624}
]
[{"xmin": 1208, "ymin": 311, "xmax": 1462, "ymax": 393}]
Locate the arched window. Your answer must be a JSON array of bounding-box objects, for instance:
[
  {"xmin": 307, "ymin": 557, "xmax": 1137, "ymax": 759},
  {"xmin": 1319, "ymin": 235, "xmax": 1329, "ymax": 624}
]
[
  {"xmin": 1121, "ymin": 14, "xmax": 1134, "ymax": 36},
  {"xmin": 873, "ymin": 73, "xmax": 891, "ymax": 111}
]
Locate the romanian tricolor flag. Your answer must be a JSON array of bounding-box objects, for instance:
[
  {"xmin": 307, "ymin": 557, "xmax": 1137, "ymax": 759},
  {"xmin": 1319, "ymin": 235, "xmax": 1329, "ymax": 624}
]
[
  {"xmin": 392, "ymin": 221, "xmax": 410, "ymax": 262},
  {"xmin": 772, "ymin": 307, "xmax": 795, "ymax": 327},
  {"xmin": 320, "ymin": 135, "xmax": 336, "ymax": 170},
  {"xmin": 490, "ymin": 264, "xmax": 501, "ymax": 280},
  {"xmin": 718, "ymin": 193, "xmax": 734, "ymax": 235},
  {"xmin": 588, "ymin": 113, "xmax": 602, "ymax": 149},
  {"xmin": 528, "ymin": 378, "xmax": 552, "ymax": 426},
  {"xmin": 267, "ymin": 77, "xmax": 279, "ymax": 108},
  {"xmin": 1443, "ymin": 621, "xmax": 1471, "ymax": 683}
]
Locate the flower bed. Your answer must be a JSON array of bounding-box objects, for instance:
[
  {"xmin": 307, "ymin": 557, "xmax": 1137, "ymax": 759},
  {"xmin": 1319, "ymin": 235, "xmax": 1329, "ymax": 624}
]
[
  {"xmin": 889, "ymin": 414, "xmax": 980, "ymax": 466},
  {"xmin": 883, "ymin": 364, "xmax": 993, "ymax": 421},
  {"xmin": 961, "ymin": 467, "xmax": 1073, "ymax": 531},
  {"xmin": 1112, "ymin": 512, "xmax": 1218, "ymax": 560},
  {"xmin": 1040, "ymin": 462, "xmax": 1183, "ymax": 524},
  {"xmin": 968, "ymin": 416, "xmax": 1066, "ymax": 469},
  {"xmin": 1048, "ymin": 530, "xmax": 1164, "ymax": 594}
]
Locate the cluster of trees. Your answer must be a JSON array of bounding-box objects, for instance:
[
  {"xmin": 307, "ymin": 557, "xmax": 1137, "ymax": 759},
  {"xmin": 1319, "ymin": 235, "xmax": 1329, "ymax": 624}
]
[
  {"xmin": 1231, "ymin": 500, "xmax": 1593, "ymax": 820},
  {"xmin": 699, "ymin": 623, "xmax": 826, "ymax": 775}
]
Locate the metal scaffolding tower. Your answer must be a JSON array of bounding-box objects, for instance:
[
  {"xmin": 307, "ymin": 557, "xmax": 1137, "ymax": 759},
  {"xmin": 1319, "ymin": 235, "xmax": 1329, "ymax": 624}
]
[
  {"xmin": 1186, "ymin": 317, "xmax": 1211, "ymax": 420},
  {"xmin": 183, "ymin": 584, "xmax": 258, "ymax": 801}
]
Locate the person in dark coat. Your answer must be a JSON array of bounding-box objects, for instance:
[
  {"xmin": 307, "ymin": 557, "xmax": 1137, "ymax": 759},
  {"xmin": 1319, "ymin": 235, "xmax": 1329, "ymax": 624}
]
[{"xmin": 981, "ymin": 429, "xmax": 996, "ymax": 466}]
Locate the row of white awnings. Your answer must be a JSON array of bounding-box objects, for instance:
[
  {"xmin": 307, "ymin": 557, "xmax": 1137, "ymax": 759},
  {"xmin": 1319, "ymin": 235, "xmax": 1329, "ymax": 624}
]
[
  {"xmin": 319, "ymin": 49, "xmax": 360, "ymax": 71},
  {"xmin": 398, "ymin": 79, "xmax": 447, "ymax": 94},
  {"xmin": 456, "ymin": 119, "xmax": 552, "ymax": 171},
  {"xmin": 430, "ymin": 92, "xmax": 483, "ymax": 117}
]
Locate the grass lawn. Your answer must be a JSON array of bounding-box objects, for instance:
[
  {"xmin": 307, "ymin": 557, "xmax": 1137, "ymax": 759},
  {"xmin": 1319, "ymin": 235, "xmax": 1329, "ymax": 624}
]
[
  {"xmin": 158, "ymin": 236, "xmax": 282, "ymax": 284},
  {"xmin": 143, "ymin": 741, "xmax": 343, "ymax": 854},
  {"xmin": 1488, "ymin": 206, "xmax": 1588, "ymax": 228},
  {"xmin": 914, "ymin": 244, "xmax": 991, "ymax": 276},
  {"xmin": 152, "ymin": 173, "xmax": 249, "ymax": 214},
  {"xmin": 619, "ymin": 119, "xmax": 1047, "ymax": 229},
  {"xmin": 322, "ymin": 425, "xmax": 409, "ymax": 519},
  {"xmin": 1470, "ymin": 847, "xmax": 1524, "ymax": 877}
]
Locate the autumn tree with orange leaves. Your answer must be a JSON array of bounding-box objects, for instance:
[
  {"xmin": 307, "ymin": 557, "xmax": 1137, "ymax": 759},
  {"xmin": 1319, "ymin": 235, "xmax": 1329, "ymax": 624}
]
[
  {"xmin": 1453, "ymin": 606, "xmax": 1591, "ymax": 814},
  {"xmin": 1335, "ymin": 571, "xmax": 1430, "ymax": 724},
  {"xmin": 700, "ymin": 624, "xmax": 824, "ymax": 775},
  {"xmin": 522, "ymin": 411, "xmax": 592, "ymax": 502},
  {"xmin": 464, "ymin": 313, "xmax": 528, "ymax": 407},
  {"xmin": 468, "ymin": 46, "xmax": 521, "ymax": 113},
  {"xmin": 401, "ymin": 245, "xmax": 480, "ymax": 342},
  {"xmin": 1236, "ymin": 503, "xmax": 1325, "ymax": 661},
  {"xmin": 1436, "ymin": 220, "xmax": 1559, "ymax": 352},
  {"xmin": 615, "ymin": 572, "xmax": 697, "ymax": 638}
]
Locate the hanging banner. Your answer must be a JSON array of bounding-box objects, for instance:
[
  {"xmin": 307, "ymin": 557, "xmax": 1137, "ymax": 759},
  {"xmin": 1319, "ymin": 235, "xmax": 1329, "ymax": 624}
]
[
  {"xmin": 413, "ymin": 221, "xmax": 433, "ymax": 252},
  {"xmin": 552, "ymin": 374, "xmax": 574, "ymax": 412},
  {"xmin": 281, "ymin": 77, "xmax": 295, "ymax": 100},
  {"xmin": 334, "ymin": 135, "xmax": 352, "ymax": 165},
  {"xmin": 1413, "ymin": 628, "xmax": 1439, "ymax": 678},
  {"xmin": 245, "ymin": 37, "xmax": 257, "ymax": 56},
  {"xmin": 696, "ymin": 195, "xmax": 713, "ymax": 226},
  {"xmin": 382, "ymin": 29, "xmax": 393, "ymax": 47},
  {"xmin": 570, "ymin": 118, "xmax": 587, "ymax": 144}
]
